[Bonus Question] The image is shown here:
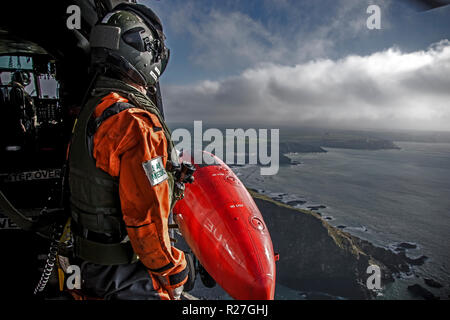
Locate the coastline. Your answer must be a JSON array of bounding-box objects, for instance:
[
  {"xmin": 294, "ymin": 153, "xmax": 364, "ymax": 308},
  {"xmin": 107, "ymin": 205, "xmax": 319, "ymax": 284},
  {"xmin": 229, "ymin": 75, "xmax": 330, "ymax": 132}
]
[{"xmin": 246, "ymin": 188, "xmax": 442, "ymax": 300}]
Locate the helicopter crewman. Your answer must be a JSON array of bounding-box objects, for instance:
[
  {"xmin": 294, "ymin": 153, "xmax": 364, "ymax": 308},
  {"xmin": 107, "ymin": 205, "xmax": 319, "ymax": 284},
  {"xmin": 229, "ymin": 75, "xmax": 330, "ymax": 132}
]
[
  {"xmin": 67, "ymin": 3, "xmax": 191, "ymax": 300},
  {"xmin": 1, "ymin": 70, "xmax": 38, "ymax": 150}
]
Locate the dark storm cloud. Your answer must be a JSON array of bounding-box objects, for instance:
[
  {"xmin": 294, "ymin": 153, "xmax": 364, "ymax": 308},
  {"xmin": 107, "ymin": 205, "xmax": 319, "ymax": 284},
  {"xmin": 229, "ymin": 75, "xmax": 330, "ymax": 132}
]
[{"xmin": 162, "ymin": 41, "xmax": 450, "ymax": 131}]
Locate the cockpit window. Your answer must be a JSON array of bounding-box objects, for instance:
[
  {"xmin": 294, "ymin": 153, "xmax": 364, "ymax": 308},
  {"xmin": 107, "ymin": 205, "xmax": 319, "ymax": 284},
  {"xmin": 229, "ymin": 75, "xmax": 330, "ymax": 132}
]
[
  {"xmin": 0, "ymin": 56, "xmax": 58, "ymax": 98},
  {"xmin": 0, "ymin": 56, "xmax": 33, "ymax": 70}
]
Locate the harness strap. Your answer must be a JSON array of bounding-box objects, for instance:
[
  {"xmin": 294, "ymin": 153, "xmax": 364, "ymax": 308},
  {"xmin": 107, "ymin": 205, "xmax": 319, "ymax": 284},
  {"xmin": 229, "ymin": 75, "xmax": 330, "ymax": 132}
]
[
  {"xmin": 86, "ymin": 101, "xmax": 136, "ymax": 157},
  {"xmin": 74, "ymin": 235, "xmax": 138, "ymax": 265}
]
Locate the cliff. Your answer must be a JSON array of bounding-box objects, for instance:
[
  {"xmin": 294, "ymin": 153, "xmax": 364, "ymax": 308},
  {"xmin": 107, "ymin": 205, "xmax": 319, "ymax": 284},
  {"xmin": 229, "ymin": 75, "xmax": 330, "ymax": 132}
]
[{"xmin": 249, "ymin": 190, "xmax": 422, "ymax": 299}]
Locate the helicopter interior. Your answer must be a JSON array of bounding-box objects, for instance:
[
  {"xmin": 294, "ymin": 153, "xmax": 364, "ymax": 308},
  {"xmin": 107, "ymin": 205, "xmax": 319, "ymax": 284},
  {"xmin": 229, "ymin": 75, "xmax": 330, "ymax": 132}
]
[{"xmin": 0, "ymin": 0, "xmax": 138, "ymax": 299}]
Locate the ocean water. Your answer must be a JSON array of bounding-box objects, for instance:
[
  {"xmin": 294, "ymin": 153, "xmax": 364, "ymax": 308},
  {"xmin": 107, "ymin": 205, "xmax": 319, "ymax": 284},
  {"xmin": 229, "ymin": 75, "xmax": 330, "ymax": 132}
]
[{"xmin": 232, "ymin": 141, "xmax": 450, "ymax": 299}]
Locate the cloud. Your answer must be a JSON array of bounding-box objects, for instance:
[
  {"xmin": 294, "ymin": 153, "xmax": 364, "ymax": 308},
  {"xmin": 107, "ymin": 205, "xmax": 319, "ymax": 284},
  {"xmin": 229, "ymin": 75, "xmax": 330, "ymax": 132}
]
[
  {"xmin": 184, "ymin": 10, "xmax": 282, "ymax": 68},
  {"xmin": 158, "ymin": 0, "xmax": 393, "ymax": 70},
  {"xmin": 162, "ymin": 40, "xmax": 450, "ymax": 131},
  {"xmin": 165, "ymin": 5, "xmax": 284, "ymax": 70}
]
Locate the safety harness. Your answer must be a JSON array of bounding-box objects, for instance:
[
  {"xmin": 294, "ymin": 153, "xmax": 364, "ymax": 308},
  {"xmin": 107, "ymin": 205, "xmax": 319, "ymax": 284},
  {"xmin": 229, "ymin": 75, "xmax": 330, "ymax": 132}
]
[{"xmin": 69, "ymin": 76, "xmax": 180, "ymax": 265}]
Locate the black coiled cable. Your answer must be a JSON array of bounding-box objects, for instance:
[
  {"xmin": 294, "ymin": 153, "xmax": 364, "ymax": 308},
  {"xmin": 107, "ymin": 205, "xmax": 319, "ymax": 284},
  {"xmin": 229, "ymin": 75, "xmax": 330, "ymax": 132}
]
[{"xmin": 33, "ymin": 223, "xmax": 62, "ymax": 295}]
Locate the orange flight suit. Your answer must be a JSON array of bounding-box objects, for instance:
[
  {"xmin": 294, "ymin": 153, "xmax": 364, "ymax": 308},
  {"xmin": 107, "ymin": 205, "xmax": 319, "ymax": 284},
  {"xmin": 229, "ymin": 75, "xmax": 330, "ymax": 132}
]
[{"xmin": 90, "ymin": 92, "xmax": 187, "ymax": 299}]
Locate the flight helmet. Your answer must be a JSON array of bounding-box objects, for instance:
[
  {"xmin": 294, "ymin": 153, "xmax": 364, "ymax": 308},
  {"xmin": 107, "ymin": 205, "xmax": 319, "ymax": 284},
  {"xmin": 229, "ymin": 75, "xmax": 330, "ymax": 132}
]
[{"xmin": 89, "ymin": 3, "xmax": 170, "ymax": 88}]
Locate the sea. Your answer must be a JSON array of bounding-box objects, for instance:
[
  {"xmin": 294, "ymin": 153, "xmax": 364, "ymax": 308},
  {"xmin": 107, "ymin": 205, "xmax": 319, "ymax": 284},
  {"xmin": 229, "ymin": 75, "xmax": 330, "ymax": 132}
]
[{"xmin": 231, "ymin": 141, "xmax": 450, "ymax": 300}]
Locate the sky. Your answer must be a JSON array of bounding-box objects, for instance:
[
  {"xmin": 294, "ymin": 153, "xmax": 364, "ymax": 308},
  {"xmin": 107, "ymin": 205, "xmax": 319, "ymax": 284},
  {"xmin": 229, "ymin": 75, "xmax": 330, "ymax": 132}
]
[{"xmin": 143, "ymin": 0, "xmax": 450, "ymax": 132}]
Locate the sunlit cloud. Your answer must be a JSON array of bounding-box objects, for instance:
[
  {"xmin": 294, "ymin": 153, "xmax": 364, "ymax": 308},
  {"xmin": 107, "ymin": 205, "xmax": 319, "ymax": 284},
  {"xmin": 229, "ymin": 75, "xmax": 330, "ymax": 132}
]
[{"xmin": 163, "ymin": 40, "xmax": 450, "ymax": 131}]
